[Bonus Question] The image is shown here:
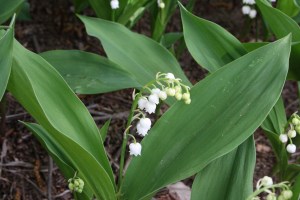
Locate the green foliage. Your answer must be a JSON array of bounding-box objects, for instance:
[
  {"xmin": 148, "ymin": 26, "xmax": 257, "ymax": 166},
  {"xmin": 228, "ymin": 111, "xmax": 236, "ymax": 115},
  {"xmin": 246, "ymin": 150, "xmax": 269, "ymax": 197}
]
[
  {"xmin": 122, "ymin": 35, "xmax": 291, "ymax": 199},
  {"xmin": 40, "ymin": 50, "xmax": 140, "ymax": 94},
  {"xmin": 0, "ymin": 0, "xmax": 25, "ymax": 24},
  {"xmin": 191, "ymin": 137, "xmax": 255, "ymax": 200},
  {"xmin": 8, "ymin": 40, "xmax": 116, "ymax": 199}
]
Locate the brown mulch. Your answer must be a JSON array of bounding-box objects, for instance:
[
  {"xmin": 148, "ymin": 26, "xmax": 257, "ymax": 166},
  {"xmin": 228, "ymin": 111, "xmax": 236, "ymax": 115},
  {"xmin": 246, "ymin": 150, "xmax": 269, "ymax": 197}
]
[{"xmin": 0, "ymin": 0, "xmax": 299, "ymax": 199}]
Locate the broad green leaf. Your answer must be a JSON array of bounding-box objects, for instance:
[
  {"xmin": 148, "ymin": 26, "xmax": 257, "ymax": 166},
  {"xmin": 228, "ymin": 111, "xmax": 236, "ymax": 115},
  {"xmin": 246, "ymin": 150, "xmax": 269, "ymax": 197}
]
[
  {"xmin": 277, "ymin": 0, "xmax": 300, "ymax": 17},
  {"xmin": 180, "ymin": 6, "xmax": 256, "ymax": 200},
  {"xmin": 122, "ymin": 36, "xmax": 291, "ymax": 200},
  {"xmin": 257, "ymin": 0, "xmax": 300, "ymax": 79},
  {"xmin": 243, "ymin": 42, "xmax": 268, "ymax": 52},
  {"xmin": 0, "ymin": 17, "xmax": 14, "ymax": 100},
  {"xmin": 160, "ymin": 32, "xmax": 183, "ymax": 49},
  {"xmin": 180, "ymin": 3, "xmax": 247, "ymax": 72},
  {"xmin": 72, "ymin": 0, "xmax": 90, "ymax": 12},
  {"xmin": 23, "ymin": 123, "xmax": 94, "ymax": 200},
  {"xmin": 88, "ymin": 0, "xmax": 111, "ymax": 20},
  {"xmin": 78, "ymin": 15, "xmax": 191, "ymax": 87},
  {"xmin": 40, "ymin": 50, "xmax": 140, "ymax": 94},
  {"xmin": 8, "ymin": 41, "xmax": 116, "ymax": 199},
  {"xmin": 291, "ymin": 173, "xmax": 300, "ymax": 200},
  {"xmin": 191, "ymin": 136, "xmax": 255, "ymax": 200},
  {"xmin": 0, "ymin": 0, "xmax": 24, "ymax": 24}
]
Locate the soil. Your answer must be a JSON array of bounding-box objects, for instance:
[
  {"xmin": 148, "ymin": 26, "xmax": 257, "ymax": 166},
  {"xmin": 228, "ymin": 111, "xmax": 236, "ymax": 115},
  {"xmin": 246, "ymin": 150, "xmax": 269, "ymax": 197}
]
[{"xmin": 0, "ymin": 0, "xmax": 299, "ymax": 199}]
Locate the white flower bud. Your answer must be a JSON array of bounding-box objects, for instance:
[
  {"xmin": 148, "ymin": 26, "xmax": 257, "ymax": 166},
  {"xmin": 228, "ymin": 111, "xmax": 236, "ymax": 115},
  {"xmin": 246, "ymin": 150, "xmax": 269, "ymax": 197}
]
[
  {"xmin": 292, "ymin": 117, "xmax": 300, "ymax": 125},
  {"xmin": 288, "ymin": 130, "xmax": 297, "ymax": 138},
  {"xmin": 148, "ymin": 94, "xmax": 159, "ymax": 104},
  {"xmin": 110, "ymin": 0, "xmax": 119, "ymax": 9},
  {"xmin": 159, "ymin": 2, "xmax": 165, "ymax": 8},
  {"xmin": 182, "ymin": 92, "xmax": 190, "ymax": 101},
  {"xmin": 165, "ymin": 73, "xmax": 175, "ymax": 80},
  {"xmin": 249, "ymin": 9, "xmax": 257, "ymax": 19},
  {"xmin": 129, "ymin": 142, "xmax": 142, "ymax": 156},
  {"xmin": 279, "ymin": 134, "xmax": 288, "ymax": 143},
  {"xmin": 138, "ymin": 97, "xmax": 148, "ymax": 110},
  {"xmin": 287, "ymin": 144, "xmax": 296, "ymax": 154},
  {"xmin": 137, "ymin": 125, "xmax": 149, "ymax": 136},
  {"xmin": 145, "ymin": 101, "xmax": 156, "ymax": 114},
  {"xmin": 243, "ymin": 0, "xmax": 255, "ymax": 5},
  {"xmin": 151, "ymin": 88, "xmax": 161, "ymax": 95},
  {"xmin": 175, "ymin": 92, "xmax": 182, "ymax": 101},
  {"xmin": 166, "ymin": 88, "xmax": 176, "ymax": 96},
  {"xmin": 282, "ymin": 190, "xmax": 293, "ymax": 199},
  {"xmin": 261, "ymin": 176, "xmax": 273, "ymax": 187},
  {"xmin": 242, "ymin": 5, "xmax": 251, "ymax": 15},
  {"xmin": 158, "ymin": 91, "xmax": 167, "ymax": 100}
]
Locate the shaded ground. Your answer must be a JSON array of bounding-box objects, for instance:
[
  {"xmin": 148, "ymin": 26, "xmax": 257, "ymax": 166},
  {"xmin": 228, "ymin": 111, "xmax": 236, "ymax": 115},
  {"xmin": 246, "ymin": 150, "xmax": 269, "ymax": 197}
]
[{"xmin": 0, "ymin": 0, "xmax": 299, "ymax": 199}]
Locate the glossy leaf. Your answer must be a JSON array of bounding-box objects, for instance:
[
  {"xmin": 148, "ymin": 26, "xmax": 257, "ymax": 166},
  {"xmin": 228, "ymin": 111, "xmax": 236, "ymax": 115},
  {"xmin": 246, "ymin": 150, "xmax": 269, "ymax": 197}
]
[
  {"xmin": 0, "ymin": 17, "xmax": 14, "ymax": 100},
  {"xmin": 180, "ymin": 3, "xmax": 247, "ymax": 72},
  {"xmin": 257, "ymin": 0, "xmax": 300, "ymax": 79},
  {"xmin": 122, "ymin": 35, "xmax": 291, "ymax": 200},
  {"xmin": 191, "ymin": 137, "xmax": 255, "ymax": 200},
  {"xmin": 181, "ymin": 6, "xmax": 256, "ymax": 200},
  {"xmin": 8, "ymin": 41, "xmax": 116, "ymax": 199},
  {"xmin": 0, "ymin": 0, "xmax": 24, "ymax": 24},
  {"xmin": 78, "ymin": 15, "xmax": 191, "ymax": 87},
  {"xmin": 40, "ymin": 50, "xmax": 140, "ymax": 94},
  {"xmin": 88, "ymin": 0, "xmax": 111, "ymax": 20},
  {"xmin": 277, "ymin": 0, "xmax": 300, "ymax": 17},
  {"xmin": 100, "ymin": 120, "xmax": 111, "ymax": 142}
]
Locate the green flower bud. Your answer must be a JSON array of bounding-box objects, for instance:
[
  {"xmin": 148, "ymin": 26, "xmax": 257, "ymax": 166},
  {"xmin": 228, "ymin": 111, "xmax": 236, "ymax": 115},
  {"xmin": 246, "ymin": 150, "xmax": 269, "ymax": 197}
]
[
  {"xmin": 278, "ymin": 195, "xmax": 285, "ymax": 200},
  {"xmin": 175, "ymin": 92, "xmax": 182, "ymax": 100},
  {"xmin": 182, "ymin": 93, "xmax": 190, "ymax": 101},
  {"xmin": 282, "ymin": 190, "xmax": 293, "ymax": 199},
  {"xmin": 292, "ymin": 118, "xmax": 300, "ymax": 125},
  {"xmin": 185, "ymin": 98, "xmax": 191, "ymax": 105},
  {"xmin": 295, "ymin": 125, "xmax": 300, "ymax": 133},
  {"xmin": 68, "ymin": 183, "xmax": 74, "ymax": 191},
  {"xmin": 266, "ymin": 193, "xmax": 276, "ymax": 200},
  {"xmin": 74, "ymin": 179, "xmax": 80, "ymax": 186}
]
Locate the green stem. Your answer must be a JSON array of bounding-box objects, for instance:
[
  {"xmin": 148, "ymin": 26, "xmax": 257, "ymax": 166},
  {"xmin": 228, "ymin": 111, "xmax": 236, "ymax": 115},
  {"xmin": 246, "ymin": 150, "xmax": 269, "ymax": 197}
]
[
  {"xmin": 117, "ymin": 93, "xmax": 141, "ymax": 191},
  {"xmin": 246, "ymin": 182, "xmax": 289, "ymax": 200}
]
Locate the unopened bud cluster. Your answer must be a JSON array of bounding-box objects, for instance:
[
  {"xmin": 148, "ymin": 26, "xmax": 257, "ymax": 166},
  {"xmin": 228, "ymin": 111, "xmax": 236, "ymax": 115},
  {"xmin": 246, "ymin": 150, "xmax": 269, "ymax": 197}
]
[
  {"xmin": 248, "ymin": 176, "xmax": 292, "ymax": 200},
  {"xmin": 128, "ymin": 72, "xmax": 191, "ymax": 156},
  {"xmin": 68, "ymin": 177, "xmax": 84, "ymax": 193},
  {"xmin": 279, "ymin": 113, "xmax": 300, "ymax": 154}
]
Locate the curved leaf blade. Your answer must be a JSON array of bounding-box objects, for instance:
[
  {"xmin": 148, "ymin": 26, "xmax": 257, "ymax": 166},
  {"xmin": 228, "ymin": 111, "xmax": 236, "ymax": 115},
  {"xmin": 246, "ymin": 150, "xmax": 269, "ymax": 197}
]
[
  {"xmin": 8, "ymin": 41, "xmax": 116, "ymax": 199},
  {"xmin": 0, "ymin": 18, "xmax": 14, "ymax": 100},
  {"xmin": 191, "ymin": 136, "xmax": 255, "ymax": 200},
  {"xmin": 0, "ymin": 0, "xmax": 24, "ymax": 24},
  {"xmin": 40, "ymin": 50, "xmax": 140, "ymax": 94},
  {"xmin": 180, "ymin": 3, "xmax": 247, "ymax": 72},
  {"xmin": 78, "ymin": 15, "xmax": 191, "ymax": 87},
  {"xmin": 122, "ymin": 35, "xmax": 291, "ymax": 200}
]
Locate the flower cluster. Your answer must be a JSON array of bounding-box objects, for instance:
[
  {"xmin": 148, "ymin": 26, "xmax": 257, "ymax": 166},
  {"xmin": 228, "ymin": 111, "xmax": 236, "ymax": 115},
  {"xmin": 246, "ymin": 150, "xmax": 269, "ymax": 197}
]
[
  {"xmin": 128, "ymin": 72, "xmax": 191, "ymax": 156},
  {"xmin": 110, "ymin": 0, "xmax": 119, "ymax": 9},
  {"xmin": 279, "ymin": 113, "xmax": 299, "ymax": 154},
  {"xmin": 248, "ymin": 176, "xmax": 292, "ymax": 200},
  {"xmin": 157, "ymin": 0, "xmax": 165, "ymax": 9},
  {"xmin": 68, "ymin": 177, "xmax": 84, "ymax": 193},
  {"xmin": 242, "ymin": 0, "xmax": 276, "ymax": 19}
]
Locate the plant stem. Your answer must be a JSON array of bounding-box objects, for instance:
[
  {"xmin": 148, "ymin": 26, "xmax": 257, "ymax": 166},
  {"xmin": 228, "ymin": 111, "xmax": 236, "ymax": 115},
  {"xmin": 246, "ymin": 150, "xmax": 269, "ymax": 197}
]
[
  {"xmin": 117, "ymin": 92, "xmax": 141, "ymax": 191},
  {"xmin": 0, "ymin": 92, "xmax": 7, "ymax": 135}
]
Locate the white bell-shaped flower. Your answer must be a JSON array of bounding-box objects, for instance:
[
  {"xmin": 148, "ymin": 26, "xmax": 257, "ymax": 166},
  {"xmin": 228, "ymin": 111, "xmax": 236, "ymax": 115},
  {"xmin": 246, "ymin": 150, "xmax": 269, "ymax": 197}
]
[
  {"xmin": 261, "ymin": 176, "xmax": 273, "ymax": 187},
  {"xmin": 158, "ymin": 91, "xmax": 167, "ymax": 100},
  {"xmin": 249, "ymin": 9, "xmax": 257, "ymax": 19},
  {"xmin": 279, "ymin": 134, "xmax": 288, "ymax": 143},
  {"xmin": 145, "ymin": 101, "xmax": 156, "ymax": 114},
  {"xmin": 287, "ymin": 144, "xmax": 296, "ymax": 154},
  {"xmin": 242, "ymin": 5, "xmax": 251, "ymax": 15},
  {"xmin": 288, "ymin": 130, "xmax": 297, "ymax": 138},
  {"xmin": 138, "ymin": 97, "xmax": 148, "ymax": 110},
  {"xmin": 151, "ymin": 88, "xmax": 161, "ymax": 95},
  {"xmin": 129, "ymin": 143, "xmax": 142, "ymax": 156},
  {"xmin": 110, "ymin": 0, "xmax": 119, "ymax": 9},
  {"xmin": 165, "ymin": 73, "xmax": 176, "ymax": 83},
  {"xmin": 148, "ymin": 94, "xmax": 159, "ymax": 104},
  {"xmin": 139, "ymin": 118, "xmax": 151, "ymax": 129}
]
